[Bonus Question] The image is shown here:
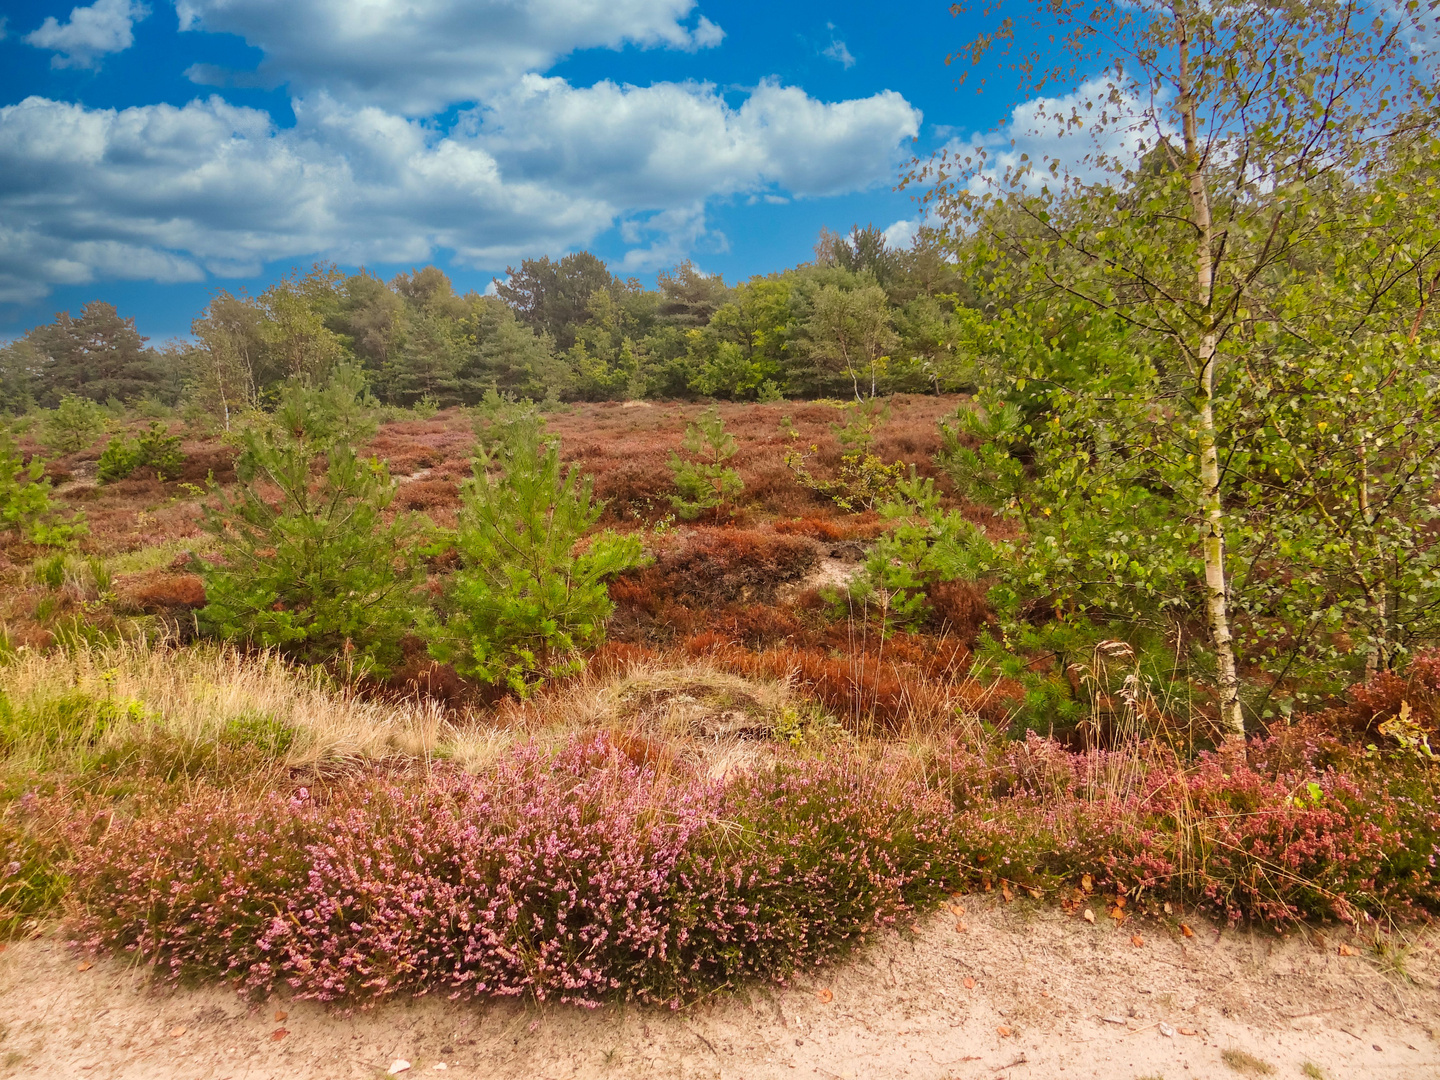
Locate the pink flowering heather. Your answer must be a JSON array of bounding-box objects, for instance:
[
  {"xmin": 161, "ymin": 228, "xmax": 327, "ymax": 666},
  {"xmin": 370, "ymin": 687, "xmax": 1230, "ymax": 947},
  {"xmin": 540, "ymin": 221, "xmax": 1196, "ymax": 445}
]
[
  {"xmin": 66, "ymin": 729, "xmax": 1440, "ymax": 1006},
  {"xmin": 69, "ymin": 735, "xmax": 959, "ymax": 1006}
]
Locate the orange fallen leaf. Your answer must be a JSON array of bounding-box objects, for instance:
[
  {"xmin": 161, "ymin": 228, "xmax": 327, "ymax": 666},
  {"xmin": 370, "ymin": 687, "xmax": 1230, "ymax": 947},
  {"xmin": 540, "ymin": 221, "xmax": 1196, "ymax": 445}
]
[
  {"xmin": 952, "ymin": 902, "xmax": 966, "ymax": 917},
  {"xmin": 1001, "ymin": 883, "xmax": 1014, "ymax": 903},
  {"xmin": 1081, "ymin": 874, "xmax": 1094, "ymax": 893},
  {"xmin": 1178, "ymin": 1027, "xmax": 1198, "ymax": 1036},
  {"xmin": 816, "ymin": 988, "xmax": 834, "ymax": 1004},
  {"xmin": 271, "ymin": 1029, "xmax": 289, "ymax": 1042},
  {"xmin": 954, "ymin": 920, "xmax": 968, "ymax": 933},
  {"xmin": 1082, "ymin": 909, "xmax": 1096, "ymax": 924},
  {"xmin": 1131, "ymin": 935, "xmax": 1145, "ymax": 948},
  {"xmin": 996, "ymin": 1025, "xmax": 1013, "ymax": 1038},
  {"xmin": 1181, "ymin": 924, "xmax": 1195, "ymax": 938},
  {"xmin": 1338, "ymin": 944, "xmax": 1358, "ymax": 957},
  {"xmin": 1114, "ymin": 896, "xmax": 1127, "ymax": 909},
  {"xmin": 169, "ymin": 1026, "xmax": 186, "ymax": 1038},
  {"xmin": 76, "ymin": 961, "xmax": 92, "ymax": 972},
  {"xmin": 963, "ymin": 977, "xmax": 976, "ymax": 990},
  {"xmin": 273, "ymin": 1010, "xmax": 288, "ymax": 1022},
  {"xmin": 1109, "ymin": 907, "xmax": 1126, "ymax": 922},
  {"xmin": 1027, "ymin": 887, "xmax": 1042, "ymax": 900}
]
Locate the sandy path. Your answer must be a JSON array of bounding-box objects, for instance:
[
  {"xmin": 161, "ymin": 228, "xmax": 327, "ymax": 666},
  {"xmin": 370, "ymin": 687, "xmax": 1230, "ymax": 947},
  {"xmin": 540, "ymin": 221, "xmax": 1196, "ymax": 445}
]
[{"xmin": 1, "ymin": 899, "xmax": 1436, "ymax": 1079}]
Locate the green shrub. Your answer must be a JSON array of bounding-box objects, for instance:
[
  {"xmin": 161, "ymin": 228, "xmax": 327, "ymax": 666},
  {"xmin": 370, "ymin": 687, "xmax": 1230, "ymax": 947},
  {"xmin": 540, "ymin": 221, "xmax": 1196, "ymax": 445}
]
[
  {"xmin": 41, "ymin": 395, "xmax": 107, "ymax": 454},
  {"xmin": 199, "ymin": 368, "xmax": 424, "ymax": 676},
  {"xmin": 1, "ymin": 433, "xmax": 83, "ymax": 547},
  {"xmin": 98, "ymin": 423, "xmax": 186, "ymax": 483},
  {"xmin": 435, "ymin": 414, "xmax": 646, "ymax": 694},
  {"xmin": 784, "ymin": 400, "xmax": 905, "ymax": 513},
  {"xmin": 96, "ymin": 436, "xmax": 142, "ymax": 483},
  {"xmin": 668, "ymin": 407, "xmax": 743, "ymax": 520}
]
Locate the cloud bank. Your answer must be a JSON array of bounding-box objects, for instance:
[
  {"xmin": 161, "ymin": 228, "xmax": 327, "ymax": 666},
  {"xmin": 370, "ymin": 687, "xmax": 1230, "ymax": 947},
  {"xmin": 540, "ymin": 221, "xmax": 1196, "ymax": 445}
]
[{"xmin": 0, "ymin": 81, "xmax": 920, "ymax": 303}]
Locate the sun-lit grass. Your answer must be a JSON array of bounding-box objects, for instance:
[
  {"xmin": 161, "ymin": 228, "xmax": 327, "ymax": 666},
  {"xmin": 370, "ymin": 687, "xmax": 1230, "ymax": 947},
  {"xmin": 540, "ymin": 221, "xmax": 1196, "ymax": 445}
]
[
  {"xmin": 0, "ymin": 640, "xmax": 491, "ymax": 780},
  {"xmin": 104, "ymin": 535, "xmax": 215, "ymax": 576}
]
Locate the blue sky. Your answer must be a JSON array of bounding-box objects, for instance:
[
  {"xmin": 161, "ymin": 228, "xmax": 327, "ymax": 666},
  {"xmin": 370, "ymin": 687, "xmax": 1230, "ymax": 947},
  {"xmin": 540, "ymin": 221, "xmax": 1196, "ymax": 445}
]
[{"xmin": 0, "ymin": 0, "xmax": 1019, "ymax": 340}]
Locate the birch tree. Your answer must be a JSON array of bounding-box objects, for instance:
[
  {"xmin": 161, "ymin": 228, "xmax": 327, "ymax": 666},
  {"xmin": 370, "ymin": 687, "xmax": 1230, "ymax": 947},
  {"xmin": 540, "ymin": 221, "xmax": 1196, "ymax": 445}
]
[{"xmin": 915, "ymin": 0, "xmax": 1440, "ymax": 738}]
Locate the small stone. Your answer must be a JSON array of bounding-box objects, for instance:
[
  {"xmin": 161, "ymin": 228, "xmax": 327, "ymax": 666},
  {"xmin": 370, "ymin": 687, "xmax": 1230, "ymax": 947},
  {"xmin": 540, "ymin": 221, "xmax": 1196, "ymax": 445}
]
[
  {"xmin": 389, "ymin": 1061, "xmax": 412, "ymax": 1075},
  {"xmin": 1159, "ymin": 1023, "xmax": 1176, "ymax": 1038}
]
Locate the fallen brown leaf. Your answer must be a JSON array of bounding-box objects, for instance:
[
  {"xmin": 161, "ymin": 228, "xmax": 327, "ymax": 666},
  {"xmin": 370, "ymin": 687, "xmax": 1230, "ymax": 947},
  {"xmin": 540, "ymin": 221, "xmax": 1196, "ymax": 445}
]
[
  {"xmin": 169, "ymin": 1026, "xmax": 186, "ymax": 1038},
  {"xmin": 1114, "ymin": 896, "xmax": 1127, "ymax": 909},
  {"xmin": 952, "ymin": 902, "xmax": 966, "ymax": 917},
  {"xmin": 816, "ymin": 988, "xmax": 834, "ymax": 1004},
  {"xmin": 76, "ymin": 961, "xmax": 92, "ymax": 972},
  {"xmin": 1081, "ymin": 874, "xmax": 1093, "ymax": 893},
  {"xmin": 271, "ymin": 1029, "xmax": 289, "ymax": 1042},
  {"xmin": 1163, "ymin": 902, "xmax": 1173, "ymax": 915},
  {"xmin": 996, "ymin": 1025, "xmax": 1013, "ymax": 1038},
  {"xmin": 954, "ymin": 920, "xmax": 969, "ymax": 933},
  {"xmin": 1177, "ymin": 1028, "xmax": 1198, "ymax": 1036},
  {"xmin": 1130, "ymin": 935, "xmax": 1144, "ymax": 947},
  {"xmin": 1109, "ymin": 907, "xmax": 1126, "ymax": 922},
  {"xmin": 1001, "ymin": 883, "xmax": 1014, "ymax": 903},
  {"xmin": 1338, "ymin": 943, "xmax": 1358, "ymax": 956},
  {"xmin": 1181, "ymin": 923, "xmax": 1195, "ymax": 938},
  {"xmin": 963, "ymin": 977, "xmax": 976, "ymax": 990},
  {"xmin": 273, "ymin": 1010, "xmax": 288, "ymax": 1022},
  {"xmin": 1027, "ymin": 887, "xmax": 1042, "ymax": 900}
]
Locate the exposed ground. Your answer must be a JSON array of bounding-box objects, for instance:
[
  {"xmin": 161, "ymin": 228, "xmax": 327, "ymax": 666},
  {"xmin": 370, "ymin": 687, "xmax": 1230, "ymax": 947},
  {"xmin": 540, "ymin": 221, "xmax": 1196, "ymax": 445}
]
[{"xmin": 2, "ymin": 898, "xmax": 1435, "ymax": 1080}]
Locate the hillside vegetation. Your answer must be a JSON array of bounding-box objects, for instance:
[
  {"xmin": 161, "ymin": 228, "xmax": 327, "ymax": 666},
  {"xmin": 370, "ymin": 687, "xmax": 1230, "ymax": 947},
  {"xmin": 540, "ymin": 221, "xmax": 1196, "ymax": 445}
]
[{"xmin": 0, "ymin": 0, "xmax": 1438, "ymax": 1016}]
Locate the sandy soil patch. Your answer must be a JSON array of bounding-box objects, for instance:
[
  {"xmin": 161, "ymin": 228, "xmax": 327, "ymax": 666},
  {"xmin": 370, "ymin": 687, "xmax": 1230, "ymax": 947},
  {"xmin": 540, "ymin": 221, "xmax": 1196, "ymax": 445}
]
[{"xmin": 0, "ymin": 899, "xmax": 1435, "ymax": 1079}]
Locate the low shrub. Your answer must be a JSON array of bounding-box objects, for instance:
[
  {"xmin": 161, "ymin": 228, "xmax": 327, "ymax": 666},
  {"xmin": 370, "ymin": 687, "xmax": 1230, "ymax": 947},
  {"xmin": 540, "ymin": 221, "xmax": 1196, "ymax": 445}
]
[
  {"xmin": 668, "ymin": 407, "xmax": 743, "ymax": 520},
  {"xmin": 96, "ymin": 423, "xmax": 185, "ymax": 483},
  {"xmin": 69, "ymin": 734, "xmax": 958, "ymax": 1006},
  {"xmin": 43, "ymin": 728, "xmax": 1440, "ymax": 996},
  {"xmin": 0, "ymin": 432, "xmax": 85, "ymax": 547},
  {"xmin": 614, "ymin": 530, "xmax": 817, "ymax": 612}
]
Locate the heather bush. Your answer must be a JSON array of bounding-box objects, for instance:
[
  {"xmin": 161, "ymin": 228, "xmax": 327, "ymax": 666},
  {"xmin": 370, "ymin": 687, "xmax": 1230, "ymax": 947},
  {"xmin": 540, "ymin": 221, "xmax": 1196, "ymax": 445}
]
[{"xmin": 69, "ymin": 735, "xmax": 960, "ymax": 1006}]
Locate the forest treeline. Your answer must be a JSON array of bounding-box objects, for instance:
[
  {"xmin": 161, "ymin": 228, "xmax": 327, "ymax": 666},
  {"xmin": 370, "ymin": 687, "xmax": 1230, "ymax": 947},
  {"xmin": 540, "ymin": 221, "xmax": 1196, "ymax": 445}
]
[{"xmin": 0, "ymin": 226, "xmax": 977, "ymax": 418}]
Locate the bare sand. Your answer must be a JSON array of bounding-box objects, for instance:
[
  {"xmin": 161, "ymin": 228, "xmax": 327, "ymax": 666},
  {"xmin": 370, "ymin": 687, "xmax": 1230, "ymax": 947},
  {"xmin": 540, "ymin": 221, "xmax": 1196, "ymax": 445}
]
[{"xmin": 1, "ymin": 898, "xmax": 1436, "ymax": 1080}]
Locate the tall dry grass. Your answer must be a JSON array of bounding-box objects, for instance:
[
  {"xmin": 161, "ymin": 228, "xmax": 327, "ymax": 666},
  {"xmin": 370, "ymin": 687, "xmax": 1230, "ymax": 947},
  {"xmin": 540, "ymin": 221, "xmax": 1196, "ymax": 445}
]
[{"xmin": 0, "ymin": 640, "xmax": 504, "ymax": 776}]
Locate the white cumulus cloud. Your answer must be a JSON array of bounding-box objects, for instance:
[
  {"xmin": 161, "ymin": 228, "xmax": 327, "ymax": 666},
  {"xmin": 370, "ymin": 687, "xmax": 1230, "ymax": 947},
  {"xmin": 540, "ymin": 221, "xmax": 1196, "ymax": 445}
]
[
  {"xmin": 0, "ymin": 80, "xmax": 921, "ymax": 303},
  {"xmin": 24, "ymin": 0, "xmax": 150, "ymax": 69},
  {"xmin": 177, "ymin": 0, "xmax": 727, "ymax": 115}
]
